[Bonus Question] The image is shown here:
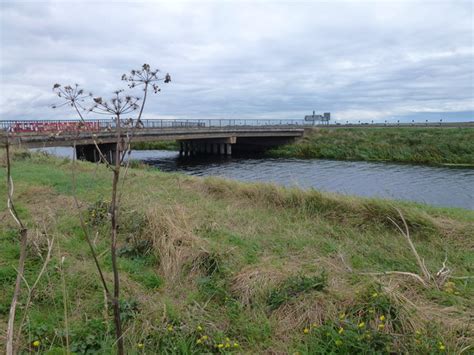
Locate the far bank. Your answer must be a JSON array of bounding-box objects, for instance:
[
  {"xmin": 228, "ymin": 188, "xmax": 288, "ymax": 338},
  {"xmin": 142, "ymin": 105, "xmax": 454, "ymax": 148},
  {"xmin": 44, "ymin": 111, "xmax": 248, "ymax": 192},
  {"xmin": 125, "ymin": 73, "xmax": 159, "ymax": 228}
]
[{"xmin": 267, "ymin": 127, "xmax": 474, "ymax": 166}]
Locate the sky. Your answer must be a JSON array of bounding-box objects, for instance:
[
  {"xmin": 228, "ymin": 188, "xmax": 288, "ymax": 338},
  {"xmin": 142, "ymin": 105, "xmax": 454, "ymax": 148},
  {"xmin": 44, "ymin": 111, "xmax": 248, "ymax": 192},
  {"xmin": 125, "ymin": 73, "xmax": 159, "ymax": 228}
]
[{"xmin": 0, "ymin": 0, "xmax": 473, "ymax": 123}]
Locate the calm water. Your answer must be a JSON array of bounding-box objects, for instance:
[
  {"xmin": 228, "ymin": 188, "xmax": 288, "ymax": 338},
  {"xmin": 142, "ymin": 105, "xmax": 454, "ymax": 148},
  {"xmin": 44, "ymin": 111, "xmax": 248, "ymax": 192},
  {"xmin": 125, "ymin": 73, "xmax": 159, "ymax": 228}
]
[{"xmin": 36, "ymin": 148, "xmax": 474, "ymax": 210}]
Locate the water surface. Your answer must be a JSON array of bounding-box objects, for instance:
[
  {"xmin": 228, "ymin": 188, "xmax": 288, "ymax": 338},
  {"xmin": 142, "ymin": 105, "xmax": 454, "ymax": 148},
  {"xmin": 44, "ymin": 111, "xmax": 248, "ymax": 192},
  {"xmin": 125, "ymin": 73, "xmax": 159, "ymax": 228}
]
[{"xmin": 35, "ymin": 147, "xmax": 474, "ymax": 210}]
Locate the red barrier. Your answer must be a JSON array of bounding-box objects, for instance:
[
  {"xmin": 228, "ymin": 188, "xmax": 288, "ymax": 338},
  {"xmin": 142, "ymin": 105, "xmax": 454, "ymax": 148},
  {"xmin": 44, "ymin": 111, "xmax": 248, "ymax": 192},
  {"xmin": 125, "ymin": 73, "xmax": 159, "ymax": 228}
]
[{"xmin": 10, "ymin": 121, "xmax": 101, "ymax": 133}]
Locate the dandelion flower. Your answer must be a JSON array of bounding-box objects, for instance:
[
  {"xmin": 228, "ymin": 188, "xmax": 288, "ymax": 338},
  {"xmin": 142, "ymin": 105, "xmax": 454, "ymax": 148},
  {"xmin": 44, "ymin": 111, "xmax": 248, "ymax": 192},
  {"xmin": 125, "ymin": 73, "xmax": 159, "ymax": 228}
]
[
  {"xmin": 233, "ymin": 342, "xmax": 239, "ymax": 348},
  {"xmin": 32, "ymin": 340, "xmax": 40, "ymax": 348},
  {"xmin": 217, "ymin": 343, "xmax": 224, "ymax": 348},
  {"xmin": 338, "ymin": 327, "xmax": 344, "ymax": 334},
  {"xmin": 303, "ymin": 328, "xmax": 310, "ymax": 334},
  {"xmin": 439, "ymin": 344, "xmax": 446, "ymax": 351},
  {"xmin": 358, "ymin": 322, "xmax": 365, "ymax": 328},
  {"xmin": 196, "ymin": 339, "xmax": 202, "ymax": 344},
  {"xmin": 201, "ymin": 335, "xmax": 208, "ymax": 341},
  {"xmin": 167, "ymin": 325, "xmax": 174, "ymax": 332},
  {"xmin": 379, "ymin": 315, "xmax": 386, "ymax": 322},
  {"xmin": 197, "ymin": 325, "xmax": 203, "ymax": 331}
]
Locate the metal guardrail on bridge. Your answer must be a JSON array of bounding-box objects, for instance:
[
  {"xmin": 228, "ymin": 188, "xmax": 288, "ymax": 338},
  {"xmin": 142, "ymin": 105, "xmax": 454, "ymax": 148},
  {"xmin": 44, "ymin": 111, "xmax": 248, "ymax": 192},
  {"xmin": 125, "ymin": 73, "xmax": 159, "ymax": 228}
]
[{"xmin": 0, "ymin": 119, "xmax": 312, "ymax": 133}]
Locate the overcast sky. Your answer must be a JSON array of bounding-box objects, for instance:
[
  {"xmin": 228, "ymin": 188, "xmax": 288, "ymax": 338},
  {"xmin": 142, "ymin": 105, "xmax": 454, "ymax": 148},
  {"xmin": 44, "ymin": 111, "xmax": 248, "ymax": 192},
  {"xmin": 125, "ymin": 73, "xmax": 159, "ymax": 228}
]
[{"xmin": 0, "ymin": 0, "xmax": 473, "ymax": 122}]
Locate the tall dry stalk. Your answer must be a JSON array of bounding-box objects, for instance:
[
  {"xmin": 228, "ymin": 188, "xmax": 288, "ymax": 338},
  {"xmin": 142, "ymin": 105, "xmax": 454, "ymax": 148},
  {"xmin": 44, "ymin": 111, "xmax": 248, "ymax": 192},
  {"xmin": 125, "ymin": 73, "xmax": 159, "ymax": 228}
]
[
  {"xmin": 52, "ymin": 64, "xmax": 170, "ymax": 354},
  {"xmin": 5, "ymin": 138, "xmax": 29, "ymax": 355}
]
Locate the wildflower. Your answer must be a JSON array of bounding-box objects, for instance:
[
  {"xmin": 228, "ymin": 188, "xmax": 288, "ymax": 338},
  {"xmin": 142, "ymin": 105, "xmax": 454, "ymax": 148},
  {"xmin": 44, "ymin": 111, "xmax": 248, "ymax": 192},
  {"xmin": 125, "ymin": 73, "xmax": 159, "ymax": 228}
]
[
  {"xmin": 415, "ymin": 330, "xmax": 421, "ymax": 336},
  {"xmin": 233, "ymin": 342, "xmax": 239, "ymax": 348},
  {"xmin": 197, "ymin": 325, "xmax": 203, "ymax": 331},
  {"xmin": 335, "ymin": 339, "xmax": 343, "ymax": 346},
  {"xmin": 201, "ymin": 335, "xmax": 208, "ymax": 341},
  {"xmin": 196, "ymin": 339, "xmax": 202, "ymax": 344},
  {"xmin": 379, "ymin": 315, "xmax": 385, "ymax": 322},
  {"xmin": 371, "ymin": 292, "xmax": 378, "ymax": 298},
  {"xmin": 32, "ymin": 340, "xmax": 41, "ymax": 348},
  {"xmin": 378, "ymin": 324, "xmax": 385, "ymax": 330},
  {"xmin": 338, "ymin": 327, "xmax": 344, "ymax": 334},
  {"xmin": 339, "ymin": 313, "xmax": 345, "ymax": 320},
  {"xmin": 137, "ymin": 343, "xmax": 144, "ymax": 349},
  {"xmin": 311, "ymin": 322, "xmax": 318, "ymax": 328},
  {"xmin": 303, "ymin": 328, "xmax": 310, "ymax": 334},
  {"xmin": 167, "ymin": 325, "xmax": 174, "ymax": 332},
  {"xmin": 438, "ymin": 342, "xmax": 446, "ymax": 350},
  {"xmin": 358, "ymin": 322, "xmax": 365, "ymax": 328},
  {"xmin": 225, "ymin": 343, "xmax": 231, "ymax": 348},
  {"xmin": 225, "ymin": 337, "xmax": 230, "ymax": 342},
  {"xmin": 217, "ymin": 343, "xmax": 224, "ymax": 348}
]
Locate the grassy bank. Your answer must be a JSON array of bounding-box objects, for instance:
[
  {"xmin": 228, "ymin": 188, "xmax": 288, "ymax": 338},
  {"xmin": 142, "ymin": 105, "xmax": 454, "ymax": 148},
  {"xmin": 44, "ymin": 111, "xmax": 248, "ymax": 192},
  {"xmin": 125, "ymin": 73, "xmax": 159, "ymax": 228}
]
[
  {"xmin": 1, "ymin": 151, "xmax": 473, "ymax": 353},
  {"xmin": 267, "ymin": 127, "xmax": 474, "ymax": 166},
  {"xmin": 131, "ymin": 140, "xmax": 179, "ymax": 151}
]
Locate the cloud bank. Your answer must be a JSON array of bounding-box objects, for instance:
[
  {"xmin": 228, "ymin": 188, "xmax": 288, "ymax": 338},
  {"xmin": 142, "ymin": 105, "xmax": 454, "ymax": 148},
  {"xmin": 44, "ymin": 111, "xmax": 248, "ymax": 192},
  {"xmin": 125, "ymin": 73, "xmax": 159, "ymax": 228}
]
[{"xmin": 0, "ymin": 0, "xmax": 473, "ymax": 122}]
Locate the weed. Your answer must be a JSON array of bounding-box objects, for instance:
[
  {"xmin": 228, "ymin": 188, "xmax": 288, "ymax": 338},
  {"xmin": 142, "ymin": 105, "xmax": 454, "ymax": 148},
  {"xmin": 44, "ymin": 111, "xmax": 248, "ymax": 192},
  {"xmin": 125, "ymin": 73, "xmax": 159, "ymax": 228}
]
[{"xmin": 267, "ymin": 272, "xmax": 327, "ymax": 310}]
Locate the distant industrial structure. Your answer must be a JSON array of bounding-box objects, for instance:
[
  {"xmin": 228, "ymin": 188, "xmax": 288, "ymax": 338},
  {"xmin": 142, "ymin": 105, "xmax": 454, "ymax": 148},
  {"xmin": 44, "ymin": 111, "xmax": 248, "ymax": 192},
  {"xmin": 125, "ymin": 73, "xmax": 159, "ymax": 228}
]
[{"xmin": 305, "ymin": 110, "xmax": 331, "ymax": 125}]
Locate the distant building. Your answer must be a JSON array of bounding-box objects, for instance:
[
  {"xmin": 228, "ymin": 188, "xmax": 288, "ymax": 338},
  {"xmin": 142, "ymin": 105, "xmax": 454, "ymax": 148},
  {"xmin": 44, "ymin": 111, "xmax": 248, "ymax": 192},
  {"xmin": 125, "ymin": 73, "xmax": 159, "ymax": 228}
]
[{"xmin": 304, "ymin": 110, "xmax": 331, "ymax": 125}]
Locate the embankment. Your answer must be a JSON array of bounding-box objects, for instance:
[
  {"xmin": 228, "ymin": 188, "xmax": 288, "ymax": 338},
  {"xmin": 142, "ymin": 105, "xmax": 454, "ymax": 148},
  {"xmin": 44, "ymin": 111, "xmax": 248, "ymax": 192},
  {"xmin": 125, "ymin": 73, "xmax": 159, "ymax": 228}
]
[{"xmin": 1, "ymin": 151, "xmax": 473, "ymax": 353}]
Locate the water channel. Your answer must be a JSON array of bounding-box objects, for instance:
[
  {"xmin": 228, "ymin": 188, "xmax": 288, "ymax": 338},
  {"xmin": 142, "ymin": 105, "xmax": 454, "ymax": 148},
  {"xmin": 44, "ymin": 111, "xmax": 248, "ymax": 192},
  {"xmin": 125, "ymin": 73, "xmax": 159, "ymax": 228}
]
[{"xmin": 38, "ymin": 147, "xmax": 474, "ymax": 210}]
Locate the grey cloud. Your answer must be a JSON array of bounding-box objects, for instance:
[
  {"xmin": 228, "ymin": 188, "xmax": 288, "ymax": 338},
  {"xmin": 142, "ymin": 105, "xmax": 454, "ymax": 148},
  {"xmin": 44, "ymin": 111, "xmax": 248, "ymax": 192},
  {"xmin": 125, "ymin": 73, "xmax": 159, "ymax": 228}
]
[{"xmin": 0, "ymin": 0, "xmax": 472, "ymax": 122}]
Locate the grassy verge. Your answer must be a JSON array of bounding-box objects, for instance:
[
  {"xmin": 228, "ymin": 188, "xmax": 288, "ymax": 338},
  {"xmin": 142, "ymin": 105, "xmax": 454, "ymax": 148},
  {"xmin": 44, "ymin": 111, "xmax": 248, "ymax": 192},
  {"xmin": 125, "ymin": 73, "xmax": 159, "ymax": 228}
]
[
  {"xmin": 131, "ymin": 140, "xmax": 179, "ymax": 151},
  {"xmin": 0, "ymin": 151, "xmax": 473, "ymax": 353},
  {"xmin": 267, "ymin": 127, "xmax": 474, "ymax": 166}
]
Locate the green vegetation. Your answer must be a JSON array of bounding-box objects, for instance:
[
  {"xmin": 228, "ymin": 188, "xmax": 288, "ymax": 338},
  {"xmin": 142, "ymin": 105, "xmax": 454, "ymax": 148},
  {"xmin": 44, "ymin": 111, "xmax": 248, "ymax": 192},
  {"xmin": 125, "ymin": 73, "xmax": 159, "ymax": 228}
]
[
  {"xmin": 1, "ymin": 151, "xmax": 473, "ymax": 353},
  {"xmin": 267, "ymin": 127, "xmax": 474, "ymax": 166},
  {"xmin": 131, "ymin": 140, "xmax": 179, "ymax": 151}
]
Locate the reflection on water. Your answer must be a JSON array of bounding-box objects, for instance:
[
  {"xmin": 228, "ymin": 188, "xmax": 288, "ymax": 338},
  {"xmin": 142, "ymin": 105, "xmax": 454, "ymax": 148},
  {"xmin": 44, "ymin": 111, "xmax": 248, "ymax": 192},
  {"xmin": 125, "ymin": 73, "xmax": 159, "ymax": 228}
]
[{"xmin": 34, "ymin": 147, "xmax": 474, "ymax": 210}]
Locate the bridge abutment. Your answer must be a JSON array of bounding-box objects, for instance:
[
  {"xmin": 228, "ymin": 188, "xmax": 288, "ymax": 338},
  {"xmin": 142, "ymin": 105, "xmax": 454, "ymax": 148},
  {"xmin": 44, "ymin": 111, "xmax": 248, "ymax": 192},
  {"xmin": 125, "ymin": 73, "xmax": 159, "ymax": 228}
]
[{"xmin": 76, "ymin": 143, "xmax": 117, "ymax": 164}]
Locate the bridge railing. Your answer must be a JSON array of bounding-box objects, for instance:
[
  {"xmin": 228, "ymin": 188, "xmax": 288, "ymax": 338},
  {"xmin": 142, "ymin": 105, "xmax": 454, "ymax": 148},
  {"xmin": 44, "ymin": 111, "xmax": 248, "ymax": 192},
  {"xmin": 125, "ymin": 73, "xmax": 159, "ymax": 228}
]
[{"xmin": 0, "ymin": 119, "xmax": 312, "ymax": 133}]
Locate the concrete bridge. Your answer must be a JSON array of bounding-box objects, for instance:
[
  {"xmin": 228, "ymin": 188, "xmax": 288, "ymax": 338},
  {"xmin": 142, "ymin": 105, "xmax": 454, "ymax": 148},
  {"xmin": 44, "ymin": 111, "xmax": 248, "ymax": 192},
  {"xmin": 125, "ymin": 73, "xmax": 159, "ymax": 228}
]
[{"xmin": 0, "ymin": 119, "xmax": 307, "ymax": 162}]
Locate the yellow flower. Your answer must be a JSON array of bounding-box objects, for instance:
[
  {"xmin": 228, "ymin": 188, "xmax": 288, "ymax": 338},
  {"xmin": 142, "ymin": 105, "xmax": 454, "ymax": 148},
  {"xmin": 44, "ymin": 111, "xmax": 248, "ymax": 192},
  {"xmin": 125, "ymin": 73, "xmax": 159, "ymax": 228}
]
[
  {"xmin": 225, "ymin": 337, "xmax": 230, "ymax": 342},
  {"xmin": 196, "ymin": 339, "xmax": 202, "ymax": 344},
  {"xmin": 378, "ymin": 324, "xmax": 385, "ymax": 330},
  {"xmin": 233, "ymin": 342, "xmax": 239, "ymax": 348},
  {"xmin": 311, "ymin": 322, "xmax": 318, "ymax": 328},
  {"xmin": 372, "ymin": 292, "xmax": 378, "ymax": 298},
  {"xmin": 32, "ymin": 340, "xmax": 41, "ymax": 348},
  {"xmin": 217, "ymin": 343, "xmax": 224, "ymax": 348},
  {"xmin": 339, "ymin": 313, "xmax": 345, "ymax": 320},
  {"xmin": 137, "ymin": 343, "xmax": 144, "ymax": 349},
  {"xmin": 439, "ymin": 344, "xmax": 446, "ymax": 351},
  {"xmin": 338, "ymin": 327, "xmax": 344, "ymax": 334},
  {"xmin": 335, "ymin": 339, "xmax": 343, "ymax": 346},
  {"xmin": 201, "ymin": 335, "xmax": 208, "ymax": 341},
  {"xmin": 379, "ymin": 315, "xmax": 385, "ymax": 322},
  {"xmin": 225, "ymin": 343, "xmax": 231, "ymax": 348},
  {"xmin": 197, "ymin": 325, "xmax": 203, "ymax": 331},
  {"xmin": 358, "ymin": 322, "xmax": 365, "ymax": 328},
  {"xmin": 303, "ymin": 328, "xmax": 310, "ymax": 334},
  {"xmin": 167, "ymin": 325, "xmax": 174, "ymax": 332}
]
